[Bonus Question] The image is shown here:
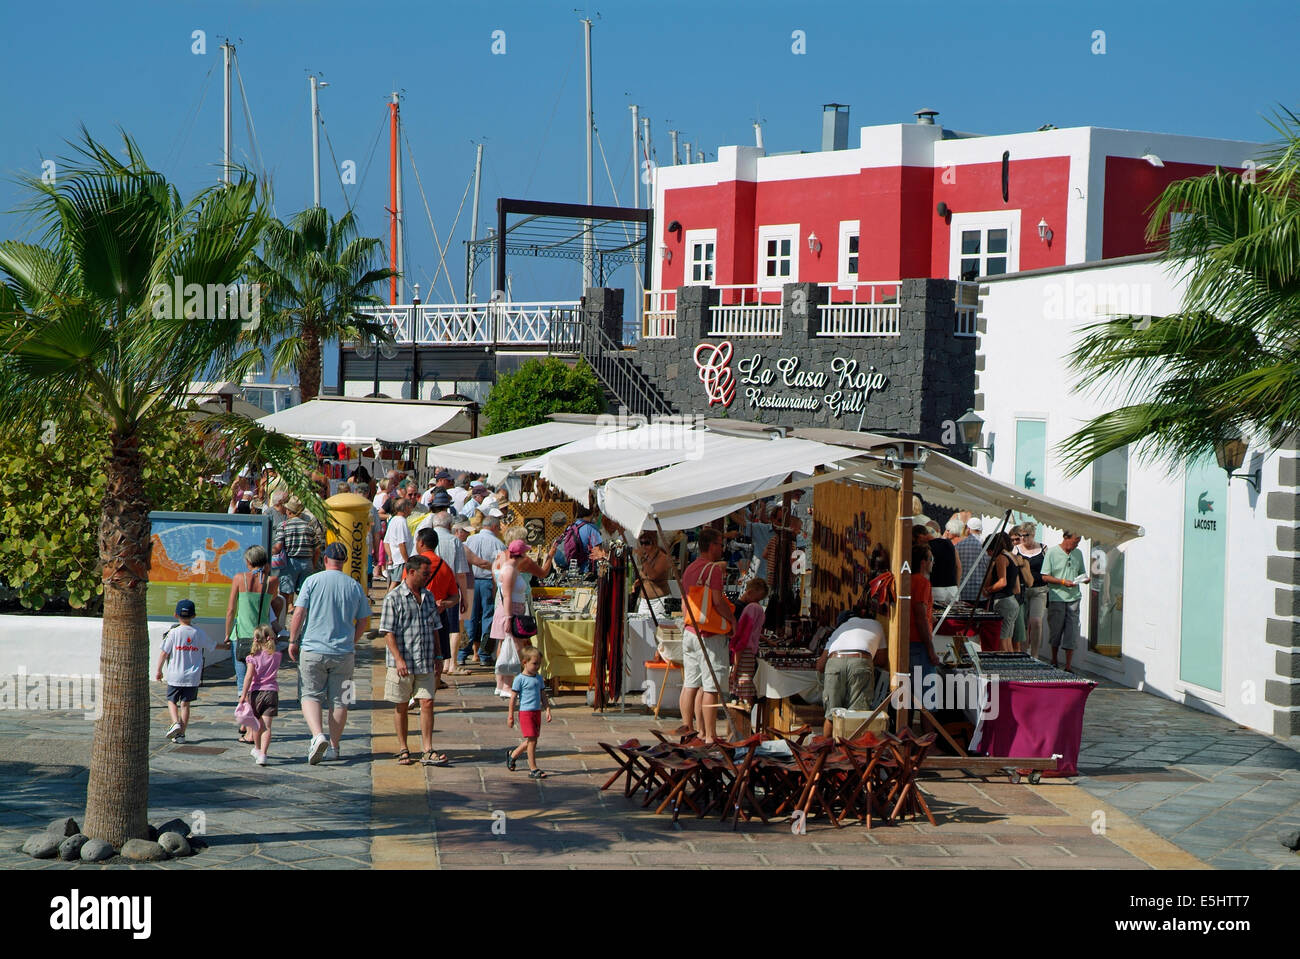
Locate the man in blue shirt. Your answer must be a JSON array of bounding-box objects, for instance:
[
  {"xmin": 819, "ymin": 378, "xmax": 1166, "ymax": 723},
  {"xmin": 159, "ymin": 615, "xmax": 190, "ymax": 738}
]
[{"xmin": 288, "ymin": 542, "xmax": 373, "ymax": 764}]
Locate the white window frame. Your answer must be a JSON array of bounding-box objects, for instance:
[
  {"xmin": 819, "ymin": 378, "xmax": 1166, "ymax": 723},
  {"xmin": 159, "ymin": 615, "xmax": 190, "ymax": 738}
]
[
  {"xmin": 683, "ymin": 228, "xmax": 717, "ymax": 286},
  {"xmin": 949, "ymin": 210, "xmax": 1021, "ymax": 281},
  {"xmin": 757, "ymin": 223, "xmax": 799, "ymax": 289},
  {"xmin": 837, "ymin": 220, "xmax": 861, "ymax": 285}
]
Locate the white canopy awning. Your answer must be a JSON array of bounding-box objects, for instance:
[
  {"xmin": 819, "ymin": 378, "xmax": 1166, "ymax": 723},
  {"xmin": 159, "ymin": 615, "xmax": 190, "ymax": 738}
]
[
  {"xmin": 601, "ymin": 437, "xmax": 864, "ymax": 533},
  {"xmin": 428, "ymin": 416, "xmax": 609, "ymax": 483},
  {"xmin": 542, "ymin": 423, "xmax": 752, "ymax": 506},
  {"xmin": 257, "ymin": 397, "xmax": 470, "ymax": 447},
  {"xmin": 847, "ymin": 451, "xmax": 1145, "ymax": 545}
]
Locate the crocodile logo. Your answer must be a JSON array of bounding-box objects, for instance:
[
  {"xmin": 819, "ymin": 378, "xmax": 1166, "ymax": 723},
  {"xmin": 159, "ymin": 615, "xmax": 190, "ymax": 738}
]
[
  {"xmin": 1197, "ymin": 491, "xmax": 1214, "ymax": 515},
  {"xmin": 1023, "ymin": 470, "xmax": 1037, "ymax": 490}
]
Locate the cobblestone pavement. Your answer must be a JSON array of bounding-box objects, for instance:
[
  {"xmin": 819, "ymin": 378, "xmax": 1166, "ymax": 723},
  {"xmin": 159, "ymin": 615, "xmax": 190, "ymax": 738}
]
[
  {"xmin": 0, "ymin": 643, "xmax": 374, "ymax": 870},
  {"xmin": 1072, "ymin": 681, "xmax": 1300, "ymax": 870},
  {"xmin": 3, "ymin": 632, "xmax": 1298, "ymax": 869}
]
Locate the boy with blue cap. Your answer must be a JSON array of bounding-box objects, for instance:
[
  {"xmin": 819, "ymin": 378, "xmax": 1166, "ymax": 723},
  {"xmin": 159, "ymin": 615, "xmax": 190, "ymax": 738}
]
[{"xmin": 155, "ymin": 598, "xmax": 230, "ymax": 743}]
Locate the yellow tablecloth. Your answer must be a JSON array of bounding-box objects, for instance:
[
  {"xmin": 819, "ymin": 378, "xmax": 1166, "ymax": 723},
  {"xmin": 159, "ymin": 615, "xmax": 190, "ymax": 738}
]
[{"xmin": 537, "ymin": 617, "xmax": 596, "ymax": 685}]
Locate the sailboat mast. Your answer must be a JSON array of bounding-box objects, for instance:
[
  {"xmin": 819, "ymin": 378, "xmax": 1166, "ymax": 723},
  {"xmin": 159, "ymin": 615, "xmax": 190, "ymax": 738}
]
[
  {"xmin": 389, "ymin": 95, "xmax": 398, "ymax": 305},
  {"xmin": 310, "ymin": 76, "xmax": 322, "ymax": 206},
  {"xmin": 467, "ymin": 142, "xmax": 484, "ymax": 302},
  {"xmin": 394, "ymin": 92, "xmax": 405, "ymax": 304},
  {"xmin": 582, "ymin": 18, "xmax": 593, "ymax": 290},
  {"xmin": 222, "ymin": 42, "xmax": 233, "ymax": 184}
]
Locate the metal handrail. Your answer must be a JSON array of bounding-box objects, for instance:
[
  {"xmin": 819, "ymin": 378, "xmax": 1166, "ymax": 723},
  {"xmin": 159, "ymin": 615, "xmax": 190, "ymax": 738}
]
[{"xmin": 553, "ymin": 309, "xmax": 674, "ymax": 418}]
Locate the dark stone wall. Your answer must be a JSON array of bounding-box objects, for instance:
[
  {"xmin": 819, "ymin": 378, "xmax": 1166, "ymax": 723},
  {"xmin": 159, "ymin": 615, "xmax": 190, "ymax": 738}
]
[{"xmin": 632, "ymin": 279, "xmax": 975, "ymax": 443}]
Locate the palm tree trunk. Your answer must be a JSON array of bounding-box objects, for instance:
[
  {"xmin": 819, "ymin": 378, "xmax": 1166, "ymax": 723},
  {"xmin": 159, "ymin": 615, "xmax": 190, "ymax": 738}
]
[
  {"xmin": 300, "ymin": 323, "xmax": 322, "ymax": 403},
  {"xmin": 83, "ymin": 431, "xmax": 153, "ymax": 846}
]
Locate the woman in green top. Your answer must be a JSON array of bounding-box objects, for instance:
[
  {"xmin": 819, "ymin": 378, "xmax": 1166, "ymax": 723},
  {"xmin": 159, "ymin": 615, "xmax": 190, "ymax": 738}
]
[{"xmin": 224, "ymin": 545, "xmax": 282, "ymax": 743}]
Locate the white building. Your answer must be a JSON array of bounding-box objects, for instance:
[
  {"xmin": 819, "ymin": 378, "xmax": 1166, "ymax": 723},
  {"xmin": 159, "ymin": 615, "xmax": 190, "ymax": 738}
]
[{"xmin": 975, "ymin": 254, "xmax": 1299, "ymax": 739}]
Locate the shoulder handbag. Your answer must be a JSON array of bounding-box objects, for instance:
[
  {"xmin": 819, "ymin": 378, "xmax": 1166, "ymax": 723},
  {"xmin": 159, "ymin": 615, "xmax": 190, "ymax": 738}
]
[
  {"xmin": 685, "ymin": 561, "xmax": 731, "ymax": 634},
  {"xmin": 498, "ymin": 577, "xmax": 537, "ymax": 638},
  {"xmin": 234, "ymin": 573, "xmax": 270, "ymax": 664}
]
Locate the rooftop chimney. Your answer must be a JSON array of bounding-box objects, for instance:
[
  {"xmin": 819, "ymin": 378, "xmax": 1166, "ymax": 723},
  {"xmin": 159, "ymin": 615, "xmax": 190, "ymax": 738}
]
[
  {"xmin": 914, "ymin": 108, "xmax": 939, "ymax": 126},
  {"xmin": 822, "ymin": 103, "xmax": 849, "ymax": 151}
]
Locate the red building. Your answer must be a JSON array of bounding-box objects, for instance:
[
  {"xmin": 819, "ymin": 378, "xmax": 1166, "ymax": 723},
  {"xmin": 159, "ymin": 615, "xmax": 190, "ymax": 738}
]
[{"xmin": 650, "ymin": 107, "xmax": 1260, "ymax": 296}]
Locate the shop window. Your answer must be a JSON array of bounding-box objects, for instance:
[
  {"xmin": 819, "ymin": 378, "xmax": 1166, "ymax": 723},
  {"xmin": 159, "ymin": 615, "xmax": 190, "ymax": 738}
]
[
  {"xmin": 949, "ymin": 212, "xmax": 1020, "ymax": 281},
  {"xmin": 1088, "ymin": 446, "xmax": 1128, "ymax": 659},
  {"xmin": 758, "ymin": 224, "xmax": 799, "ymax": 287},
  {"xmin": 684, "ymin": 229, "xmax": 716, "ymax": 285},
  {"xmin": 838, "ymin": 220, "xmax": 860, "ymax": 284}
]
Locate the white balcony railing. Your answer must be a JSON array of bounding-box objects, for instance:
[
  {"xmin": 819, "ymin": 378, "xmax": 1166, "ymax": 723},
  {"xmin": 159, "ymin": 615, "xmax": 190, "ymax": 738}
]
[
  {"xmin": 642, "ymin": 289, "xmax": 677, "ymax": 339},
  {"xmin": 709, "ymin": 284, "xmax": 783, "ymax": 337},
  {"xmin": 955, "ymin": 281, "xmax": 980, "ymax": 337},
  {"xmin": 816, "ymin": 282, "xmax": 901, "ymax": 337},
  {"xmin": 354, "ymin": 300, "xmax": 581, "ymax": 346}
]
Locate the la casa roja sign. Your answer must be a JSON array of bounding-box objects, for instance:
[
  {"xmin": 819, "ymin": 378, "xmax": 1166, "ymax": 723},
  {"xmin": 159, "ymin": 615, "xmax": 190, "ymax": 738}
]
[{"xmin": 693, "ymin": 341, "xmax": 888, "ymax": 418}]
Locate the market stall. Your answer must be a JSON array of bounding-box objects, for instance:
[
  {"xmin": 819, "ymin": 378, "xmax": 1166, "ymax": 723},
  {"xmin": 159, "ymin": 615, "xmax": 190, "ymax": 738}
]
[
  {"xmin": 257, "ymin": 395, "xmax": 475, "ymax": 489},
  {"xmin": 424, "ymin": 413, "xmax": 610, "ymax": 484}
]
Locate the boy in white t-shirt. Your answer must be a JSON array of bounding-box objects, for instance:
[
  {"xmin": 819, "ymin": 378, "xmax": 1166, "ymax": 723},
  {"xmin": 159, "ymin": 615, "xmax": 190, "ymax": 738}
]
[{"xmin": 154, "ymin": 599, "xmax": 230, "ymax": 743}]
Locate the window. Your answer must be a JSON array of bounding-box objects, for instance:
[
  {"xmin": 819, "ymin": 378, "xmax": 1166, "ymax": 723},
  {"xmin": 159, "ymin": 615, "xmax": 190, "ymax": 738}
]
[
  {"xmin": 683, "ymin": 229, "xmax": 716, "ymax": 285},
  {"xmin": 838, "ymin": 220, "xmax": 861, "ymax": 284},
  {"xmin": 757, "ymin": 224, "xmax": 799, "ymax": 287},
  {"xmin": 1088, "ymin": 446, "xmax": 1128, "ymax": 659},
  {"xmin": 948, "ymin": 212, "xmax": 1020, "ymax": 281}
]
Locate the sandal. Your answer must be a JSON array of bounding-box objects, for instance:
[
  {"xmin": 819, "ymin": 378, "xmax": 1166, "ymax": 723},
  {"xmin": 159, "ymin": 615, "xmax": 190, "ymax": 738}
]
[
  {"xmin": 395, "ymin": 748, "xmax": 415, "ymax": 766},
  {"xmin": 528, "ymin": 768, "xmax": 549, "ymax": 779},
  {"xmin": 505, "ymin": 748, "xmax": 517, "ymax": 772},
  {"xmin": 421, "ymin": 751, "xmax": 452, "ymax": 767}
]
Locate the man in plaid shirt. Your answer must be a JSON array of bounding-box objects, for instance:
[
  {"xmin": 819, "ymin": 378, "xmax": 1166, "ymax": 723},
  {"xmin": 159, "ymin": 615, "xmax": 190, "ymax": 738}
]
[
  {"xmin": 273, "ymin": 496, "xmax": 321, "ymax": 608},
  {"xmin": 380, "ymin": 554, "xmax": 450, "ymax": 767}
]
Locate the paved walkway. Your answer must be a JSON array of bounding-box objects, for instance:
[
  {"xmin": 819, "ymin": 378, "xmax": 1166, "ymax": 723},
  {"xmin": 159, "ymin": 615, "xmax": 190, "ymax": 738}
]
[
  {"xmin": 1074, "ymin": 682, "xmax": 1300, "ymax": 869},
  {"xmin": 2, "ymin": 633, "xmax": 1297, "ymax": 870},
  {"xmin": 0, "ymin": 645, "xmax": 374, "ymax": 870}
]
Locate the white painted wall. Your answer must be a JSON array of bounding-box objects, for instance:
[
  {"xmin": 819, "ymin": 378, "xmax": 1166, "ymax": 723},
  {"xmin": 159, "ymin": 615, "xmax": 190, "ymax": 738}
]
[
  {"xmin": 976, "ymin": 257, "xmax": 1282, "ymax": 733},
  {"xmin": 0, "ymin": 615, "xmax": 230, "ymax": 683}
]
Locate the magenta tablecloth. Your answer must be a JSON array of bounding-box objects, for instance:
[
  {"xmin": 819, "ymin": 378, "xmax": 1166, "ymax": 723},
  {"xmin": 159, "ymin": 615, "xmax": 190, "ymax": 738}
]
[{"xmin": 971, "ymin": 680, "xmax": 1094, "ymax": 776}]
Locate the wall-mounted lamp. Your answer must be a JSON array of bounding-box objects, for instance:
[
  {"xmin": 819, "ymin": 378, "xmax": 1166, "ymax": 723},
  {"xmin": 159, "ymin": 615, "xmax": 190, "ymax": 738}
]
[
  {"xmin": 936, "ymin": 201, "xmax": 951, "ymax": 218},
  {"xmin": 667, "ymin": 220, "xmax": 682, "ymax": 235},
  {"xmin": 1141, "ymin": 153, "xmax": 1164, "ymax": 168},
  {"xmin": 1214, "ymin": 434, "xmax": 1260, "ymax": 492},
  {"xmin": 1037, "ymin": 218, "xmax": 1053, "ymax": 244},
  {"xmin": 807, "ymin": 231, "xmax": 822, "ymax": 255},
  {"xmin": 956, "ymin": 408, "xmax": 994, "ymax": 464},
  {"xmin": 659, "ymin": 244, "xmax": 672, "ymax": 264}
]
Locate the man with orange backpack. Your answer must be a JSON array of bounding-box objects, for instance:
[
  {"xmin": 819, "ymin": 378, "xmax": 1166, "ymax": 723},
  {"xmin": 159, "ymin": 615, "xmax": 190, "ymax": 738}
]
[{"xmin": 676, "ymin": 527, "xmax": 736, "ymax": 744}]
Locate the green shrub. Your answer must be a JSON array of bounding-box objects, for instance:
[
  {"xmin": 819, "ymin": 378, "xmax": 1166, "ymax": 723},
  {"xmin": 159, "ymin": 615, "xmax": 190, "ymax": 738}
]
[
  {"xmin": 481, "ymin": 358, "xmax": 606, "ymax": 435},
  {"xmin": 0, "ymin": 409, "xmax": 227, "ymax": 612}
]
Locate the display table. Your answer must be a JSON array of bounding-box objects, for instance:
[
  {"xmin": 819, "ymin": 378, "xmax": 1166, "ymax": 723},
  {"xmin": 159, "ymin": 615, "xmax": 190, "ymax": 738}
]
[
  {"xmin": 969, "ymin": 675, "xmax": 1095, "ymax": 777},
  {"xmin": 936, "ymin": 612, "xmax": 1003, "ymax": 652},
  {"xmin": 536, "ymin": 617, "xmax": 595, "ymax": 687},
  {"xmin": 754, "ymin": 660, "xmax": 821, "ymax": 702}
]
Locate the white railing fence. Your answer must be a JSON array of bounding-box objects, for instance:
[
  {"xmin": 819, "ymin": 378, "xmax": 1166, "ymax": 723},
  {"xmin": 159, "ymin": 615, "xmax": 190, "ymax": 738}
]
[
  {"xmin": 642, "ymin": 289, "xmax": 678, "ymax": 339},
  {"xmin": 354, "ymin": 301, "xmax": 580, "ymax": 346},
  {"xmin": 708, "ymin": 284, "xmax": 783, "ymax": 337},
  {"xmin": 816, "ymin": 282, "xmax": 901, "ymax": 337}
]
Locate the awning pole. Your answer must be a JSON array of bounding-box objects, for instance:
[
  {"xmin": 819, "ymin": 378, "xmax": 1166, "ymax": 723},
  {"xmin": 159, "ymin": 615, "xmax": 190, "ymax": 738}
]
[{"xmin": 891, "ymin": 453, "xmax": 914, "ymax": 733}]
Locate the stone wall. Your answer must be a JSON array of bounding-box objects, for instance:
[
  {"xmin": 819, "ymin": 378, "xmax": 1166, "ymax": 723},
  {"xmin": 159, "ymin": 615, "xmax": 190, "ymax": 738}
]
[{"xmin": 632, "ymin": 279, "xmax": 975, "ymax": 442}]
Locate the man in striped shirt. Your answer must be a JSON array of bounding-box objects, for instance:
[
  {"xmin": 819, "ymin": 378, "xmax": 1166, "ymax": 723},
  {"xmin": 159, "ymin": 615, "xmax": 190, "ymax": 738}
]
[
  {"xmin": 380, "ymin": 554, "xmax": 449, "ymax": 766},
  {"xmin": 273, "ymin": 496, "xmax": 320, "ymax": 608}
]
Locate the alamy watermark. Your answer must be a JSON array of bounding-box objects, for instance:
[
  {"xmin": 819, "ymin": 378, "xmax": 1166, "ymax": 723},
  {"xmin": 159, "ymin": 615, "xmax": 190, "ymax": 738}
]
[
  {"xmin": 890, "ymin": 666, "xmax": 1001, "ymax": 719},
  {"xmin": 0, "ymin": 667, "xmax": 102, "ymax": 720},
  {"xmin": 1042, "ymin": 276, "xmax": 1153, "ymax": 327},
  {"xmin": 150, "ymin": 277, "xmax": 262, "ymax": 331},
  {"xmin": 594, "ymin": 410, "xmax": 707, "ymax": 460}
]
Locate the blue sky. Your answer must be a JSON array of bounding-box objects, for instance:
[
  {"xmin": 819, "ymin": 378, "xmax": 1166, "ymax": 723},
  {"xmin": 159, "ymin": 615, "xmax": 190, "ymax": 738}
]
[{"xmin": 2, "ymin": 0, "xmax": 1296, "ymax": 385}]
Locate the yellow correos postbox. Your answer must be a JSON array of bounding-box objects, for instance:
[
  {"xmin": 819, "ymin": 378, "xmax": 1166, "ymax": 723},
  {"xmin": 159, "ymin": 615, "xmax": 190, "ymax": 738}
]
[{"xmin": 325, "ymin": 492, "xmax": 373, "ymax": 591}]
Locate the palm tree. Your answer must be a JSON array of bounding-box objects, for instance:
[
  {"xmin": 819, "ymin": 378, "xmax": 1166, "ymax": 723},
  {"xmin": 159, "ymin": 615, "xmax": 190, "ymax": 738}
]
[
  {"xmin": 247, "ymin": 206, "xmax": 396, "ymax": 403},
  {"xmin": 0, "ymin": 131, "xmax": 327, "ymax": 846},
  {"xmin": 1062, "ymin": 108, "xmax": 1300, "ymax": 474}
]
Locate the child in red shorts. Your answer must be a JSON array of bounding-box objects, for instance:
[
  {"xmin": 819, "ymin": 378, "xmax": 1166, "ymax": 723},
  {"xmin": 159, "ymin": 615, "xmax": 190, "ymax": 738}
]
[{"xmin": 506, "ymin": 647, "xmax": 552, "ymax": 778}]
